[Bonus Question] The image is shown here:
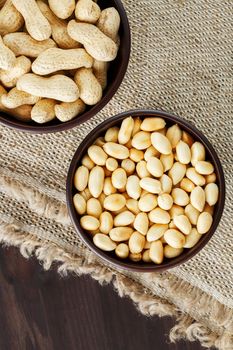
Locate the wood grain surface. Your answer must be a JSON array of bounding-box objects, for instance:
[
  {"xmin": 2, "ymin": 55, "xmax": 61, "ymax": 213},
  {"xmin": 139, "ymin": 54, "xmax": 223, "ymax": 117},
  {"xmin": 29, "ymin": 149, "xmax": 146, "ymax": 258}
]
[{"xmin": 0, "ymin": 247, "xmax": 202, "ymax": 350}]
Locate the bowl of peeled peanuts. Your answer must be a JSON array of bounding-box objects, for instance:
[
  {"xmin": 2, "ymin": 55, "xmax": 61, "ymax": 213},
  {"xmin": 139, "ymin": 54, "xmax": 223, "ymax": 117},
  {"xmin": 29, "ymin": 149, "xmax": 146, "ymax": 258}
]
[
  {"xmin": 0, "ymin": 0, "xmax": 130, "ymax": 133},
  {"xmin": 66, "ymin": 109, "xmax": 225, "ymax": 272}
]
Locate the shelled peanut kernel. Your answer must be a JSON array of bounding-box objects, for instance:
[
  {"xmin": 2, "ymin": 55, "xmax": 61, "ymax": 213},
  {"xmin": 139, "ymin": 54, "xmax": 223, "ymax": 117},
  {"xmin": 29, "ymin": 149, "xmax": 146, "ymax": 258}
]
[{"xmin": 73, "ymin": 116, "xmax": 219, "ymax": 264}]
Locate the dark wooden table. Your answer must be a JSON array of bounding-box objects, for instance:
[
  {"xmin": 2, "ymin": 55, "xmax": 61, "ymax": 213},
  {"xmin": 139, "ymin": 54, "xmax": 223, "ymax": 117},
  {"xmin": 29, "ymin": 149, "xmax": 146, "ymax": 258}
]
[{"xmin": 0, "ymin": 247, "xmax": 202, "ymax": 350}]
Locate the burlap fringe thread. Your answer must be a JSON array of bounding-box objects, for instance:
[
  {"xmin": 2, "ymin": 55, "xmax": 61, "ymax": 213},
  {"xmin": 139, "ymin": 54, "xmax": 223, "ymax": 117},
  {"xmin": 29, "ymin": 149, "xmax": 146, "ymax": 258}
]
[
  {"xmin": 0, "ymin": 175, "xmax": 232, "ymax": 350},
  {"xmin": 0, "ymin": 175, "xmax": 70, "ymax": 225}
]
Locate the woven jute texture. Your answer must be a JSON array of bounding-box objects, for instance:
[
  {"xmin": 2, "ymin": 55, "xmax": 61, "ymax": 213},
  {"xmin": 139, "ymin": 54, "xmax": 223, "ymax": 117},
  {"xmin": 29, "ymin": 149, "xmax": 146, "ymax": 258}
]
[{"xmin": 0, "ymin": 0, "xmax": 232, "ymax": 348}]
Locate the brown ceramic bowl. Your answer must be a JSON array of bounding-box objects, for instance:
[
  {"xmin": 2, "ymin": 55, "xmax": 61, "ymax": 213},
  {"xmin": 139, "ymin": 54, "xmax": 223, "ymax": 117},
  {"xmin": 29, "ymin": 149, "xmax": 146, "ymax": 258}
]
[
  {"xmin": 0, "ymin": 0, "xmax": 130, "ymax": 133},
  {"xmin": 66, "ymin": 109, "xmax": 225, "ymax": 272}
]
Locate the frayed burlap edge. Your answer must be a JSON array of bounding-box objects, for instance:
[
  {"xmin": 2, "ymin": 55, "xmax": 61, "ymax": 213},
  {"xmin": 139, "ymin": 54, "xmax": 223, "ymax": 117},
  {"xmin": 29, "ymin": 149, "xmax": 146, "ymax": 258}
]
[
  {"xmin": 0, "ymin": 175, "xmax": 70, "ymax": 225},
  {"xmin": 0, "ymin": 221, "xmax": 232, "ymax": 350}
]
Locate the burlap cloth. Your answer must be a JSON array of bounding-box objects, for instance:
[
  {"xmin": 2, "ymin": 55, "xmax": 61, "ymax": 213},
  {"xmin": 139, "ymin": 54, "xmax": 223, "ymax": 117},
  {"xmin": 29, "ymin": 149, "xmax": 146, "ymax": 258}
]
[{"xmin": 0, "ymin": 0, "xmax": 232, "ymax": 348}]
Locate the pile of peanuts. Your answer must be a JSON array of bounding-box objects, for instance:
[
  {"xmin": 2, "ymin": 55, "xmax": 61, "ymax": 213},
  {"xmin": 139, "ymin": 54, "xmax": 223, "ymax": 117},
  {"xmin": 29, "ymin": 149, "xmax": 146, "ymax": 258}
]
[
  {"xmin": 73, "ymin": 116, "xmax": 219, "ymax": 264},
  {"xmin": 0, "ymin": 0, "xmax": 120, "ymax": 123}
]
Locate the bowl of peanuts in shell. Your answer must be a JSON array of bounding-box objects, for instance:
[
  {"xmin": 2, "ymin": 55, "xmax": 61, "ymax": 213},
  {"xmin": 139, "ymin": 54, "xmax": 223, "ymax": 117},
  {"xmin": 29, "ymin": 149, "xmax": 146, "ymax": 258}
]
[
  {"xmin": 66, "ymin": 109, "xmax": 225, "ymax": 272},
  {"xmin": 0, "ymin": 0, "xmax": 130, "ymax": 133}
]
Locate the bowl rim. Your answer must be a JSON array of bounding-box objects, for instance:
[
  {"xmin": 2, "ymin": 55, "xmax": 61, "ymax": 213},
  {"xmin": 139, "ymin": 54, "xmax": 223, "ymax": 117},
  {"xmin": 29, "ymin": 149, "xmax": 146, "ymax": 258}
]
[
  {"xmin": 0, "ymin": 0, "xmax": 131, "ymax": 134},
  {"xmin": 66, "ymin": 109, "xmax": 226, "ymax": 272}
]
